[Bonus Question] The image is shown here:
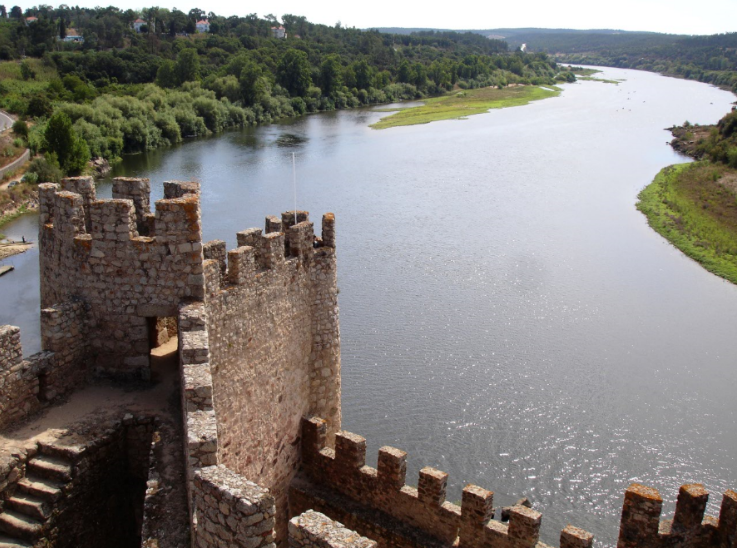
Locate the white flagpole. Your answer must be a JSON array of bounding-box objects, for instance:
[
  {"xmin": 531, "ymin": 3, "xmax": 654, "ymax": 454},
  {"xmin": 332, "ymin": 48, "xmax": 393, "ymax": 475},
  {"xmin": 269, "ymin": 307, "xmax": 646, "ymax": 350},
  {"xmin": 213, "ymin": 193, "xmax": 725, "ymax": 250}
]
[{"xmin": 292, "ymin": 152, "xmax": 297, "ymax": 224}]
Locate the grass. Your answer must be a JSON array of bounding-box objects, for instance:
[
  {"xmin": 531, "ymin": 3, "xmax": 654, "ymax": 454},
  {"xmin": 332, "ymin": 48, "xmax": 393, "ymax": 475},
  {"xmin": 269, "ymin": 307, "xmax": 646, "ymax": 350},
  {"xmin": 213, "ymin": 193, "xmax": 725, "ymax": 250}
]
[
  {"xmin": 568, "ymin": 67, "xmax": 601, "ymax": 76},
  {"xmin": 371, "ymin": 85, "xmax": 561, "ymax": 129},
  {"xmin": 637, "ymin": 162, "xmax": 737, "ymax": 284},
  {"xmin": 578, "ymin": 76, "xmax": 621, "ymax": 85}
]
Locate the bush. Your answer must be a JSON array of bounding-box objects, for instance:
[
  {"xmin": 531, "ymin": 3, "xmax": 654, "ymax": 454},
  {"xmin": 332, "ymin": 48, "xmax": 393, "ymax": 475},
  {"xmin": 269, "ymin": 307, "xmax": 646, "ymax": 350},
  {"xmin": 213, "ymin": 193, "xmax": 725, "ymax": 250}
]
[
  {"xmin": 21, "ymin": 172, "xmax": 38, "ymax": 184},
  {"xmin": 27, "ymin": 155, "xmax": 63, "ymax": 184},
  {"xmin": 12, "ymin": 120, "xmax": 28, "ymax": 138}
]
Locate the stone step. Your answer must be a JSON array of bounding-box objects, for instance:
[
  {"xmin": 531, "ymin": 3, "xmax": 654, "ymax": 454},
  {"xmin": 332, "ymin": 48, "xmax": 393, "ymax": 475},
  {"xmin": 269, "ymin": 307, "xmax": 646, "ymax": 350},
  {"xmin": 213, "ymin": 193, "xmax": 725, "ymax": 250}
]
[
  {"xmin": 6, "ymin": 494, "xmax": 49, "ymax": 521},
  {"xmin": 17, "ymin": 475, "xmax": 62, "ymax": 502},
  {"xmin": 26, "ymin": 455, "xmax": 72, "ymax": 483},
  {"xmin": 0, "ymin": 511, "xmax": 42, "ymax": 543},
  {"xmin": 0, "ymin": 535, "xmax": 31, "ymax": 548},
  {"xmin": 37, "ymin": 441, "xmax": 83, "ymax": 462}
]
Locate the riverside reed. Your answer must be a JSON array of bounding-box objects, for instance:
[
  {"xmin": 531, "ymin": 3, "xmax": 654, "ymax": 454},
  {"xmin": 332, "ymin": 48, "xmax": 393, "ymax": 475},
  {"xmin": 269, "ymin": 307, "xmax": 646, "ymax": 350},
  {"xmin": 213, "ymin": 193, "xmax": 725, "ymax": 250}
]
[
  {"xmin": 637, "ymin": 162, "xmax": 737, "ymax": 284},
  {"xmin": 370, "ymin": 85, "xmax": 561, "ymax": 129}
]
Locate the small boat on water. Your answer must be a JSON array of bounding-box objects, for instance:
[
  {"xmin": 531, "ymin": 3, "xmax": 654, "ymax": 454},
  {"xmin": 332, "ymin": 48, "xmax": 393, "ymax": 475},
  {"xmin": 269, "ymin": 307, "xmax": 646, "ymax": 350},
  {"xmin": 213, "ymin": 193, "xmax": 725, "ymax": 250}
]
[{"xmin": 0, "ymin": 265, "xmax": 14, "ymax": 277}]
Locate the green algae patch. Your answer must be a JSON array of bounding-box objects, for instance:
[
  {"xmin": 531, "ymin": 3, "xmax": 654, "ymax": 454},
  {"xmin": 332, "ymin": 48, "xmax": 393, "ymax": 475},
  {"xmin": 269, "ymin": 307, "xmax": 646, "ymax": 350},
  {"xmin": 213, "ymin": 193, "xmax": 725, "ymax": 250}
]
[
  {"xmin": 637, "ymin": 162, "xmax": 737, "ymax": 284},
  {"xmin": 371, "ymin": 85, "xmax": 561, "ymax": 130}
]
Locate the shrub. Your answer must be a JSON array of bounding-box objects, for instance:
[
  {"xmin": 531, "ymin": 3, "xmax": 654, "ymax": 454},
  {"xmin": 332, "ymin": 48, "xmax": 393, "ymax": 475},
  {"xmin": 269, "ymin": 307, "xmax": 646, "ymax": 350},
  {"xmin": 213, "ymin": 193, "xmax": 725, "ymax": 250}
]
[
  {"xmin": 27, "ymin": 155, "xmax": 63, "ymax": 184},
  {"xmin": 12, "ymin": 120, "xmax": 28, "ymax": 138}
]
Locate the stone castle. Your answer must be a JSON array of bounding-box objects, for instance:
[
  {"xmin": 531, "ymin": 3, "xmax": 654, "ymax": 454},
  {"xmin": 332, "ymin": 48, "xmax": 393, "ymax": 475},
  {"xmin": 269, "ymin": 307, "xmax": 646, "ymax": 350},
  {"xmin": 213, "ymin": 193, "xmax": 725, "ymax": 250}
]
[{"xmin": 0, "ymin": 177, "xmax": 734, "ymax": 548}]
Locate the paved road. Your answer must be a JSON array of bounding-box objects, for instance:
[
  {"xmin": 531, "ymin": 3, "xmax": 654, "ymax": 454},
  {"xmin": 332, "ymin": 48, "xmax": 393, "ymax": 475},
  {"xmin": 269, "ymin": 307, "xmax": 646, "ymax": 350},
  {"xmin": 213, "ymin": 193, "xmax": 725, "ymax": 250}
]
[{"xmin": 0, "ymin": 110, "xmax": 12, "ymax": 132}]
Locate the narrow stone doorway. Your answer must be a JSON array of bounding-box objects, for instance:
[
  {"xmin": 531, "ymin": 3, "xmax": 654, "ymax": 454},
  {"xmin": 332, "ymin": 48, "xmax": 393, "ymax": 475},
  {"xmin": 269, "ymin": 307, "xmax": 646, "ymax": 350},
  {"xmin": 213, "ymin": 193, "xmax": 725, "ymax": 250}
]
[{"xmin": 147, "ymin": 316, "xmax": 179, "ymax": 382}]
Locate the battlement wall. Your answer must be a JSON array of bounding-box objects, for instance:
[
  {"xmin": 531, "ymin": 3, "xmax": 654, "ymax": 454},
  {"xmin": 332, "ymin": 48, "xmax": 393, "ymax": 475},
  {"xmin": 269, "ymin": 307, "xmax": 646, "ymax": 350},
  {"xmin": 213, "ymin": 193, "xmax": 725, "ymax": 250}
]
[
  {"xmin": 618, "ymin": 483, "xmax": 737, "ymax": 548},
  {"xmin": 38, "ymin": 177, "xmax": 205, "ymax": 377},
  {"xmin": 204, "ymin": 211, "xmax": 341, "ymax": 543},
  {"xmin": 294, "ymin": 417, "xmax": 593, "ymax": 548}
]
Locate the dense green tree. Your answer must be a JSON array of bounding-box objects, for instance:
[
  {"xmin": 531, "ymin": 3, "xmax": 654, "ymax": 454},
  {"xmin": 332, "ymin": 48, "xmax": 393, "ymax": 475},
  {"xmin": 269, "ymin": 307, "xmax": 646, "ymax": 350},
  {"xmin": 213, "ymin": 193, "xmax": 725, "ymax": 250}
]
[
  {"xmin": 239, "ymin": 59, "xmax": 267, "ymax": 105},
  {"xmin": 319, "ymin": 54, "xmax": 342, "ymax": 95},
  {"xmin": 175, "ymin": 48, "xmax": 200, "ymax": 84},
  {"xmin": 352, "ymin": 59, "xmax": 373, "ymax": 90},
  {"xmin": 0, "ymin": 6, "xmax": 7, "ymax": 18},
  {"xmin": 44, "ymin": 111, "xmax": 89, "ymax": 174},
  {"xmin": 156, "ymin": 60, "xmax": 176, "ymax": 88},
  {"xmin": 277, "ymin": 49, "xmax": 311, "ymax": 97}
]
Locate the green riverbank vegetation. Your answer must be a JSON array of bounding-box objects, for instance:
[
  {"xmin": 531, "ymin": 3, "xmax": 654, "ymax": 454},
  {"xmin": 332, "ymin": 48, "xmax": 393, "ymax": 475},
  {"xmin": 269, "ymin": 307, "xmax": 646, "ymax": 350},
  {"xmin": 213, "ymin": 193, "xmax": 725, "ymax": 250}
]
[
  {"xmin": 0, "ymin": 5, "xmax": 576, "ymax": 180},
  {"xmin": 637, "ymin": 110, "xmax": 737, "ymax": 284},
  {"xmin": 371, "ymin": 85, "xmax": 560, "ymax": 129}
]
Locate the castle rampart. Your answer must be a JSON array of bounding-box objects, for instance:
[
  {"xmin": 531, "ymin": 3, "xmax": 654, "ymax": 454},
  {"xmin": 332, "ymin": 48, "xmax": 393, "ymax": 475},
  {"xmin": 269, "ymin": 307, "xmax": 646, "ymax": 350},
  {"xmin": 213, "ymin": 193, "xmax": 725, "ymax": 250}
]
[{"xmin": 1, "ymin": 175, "xmax": 735, "ymax": 548}]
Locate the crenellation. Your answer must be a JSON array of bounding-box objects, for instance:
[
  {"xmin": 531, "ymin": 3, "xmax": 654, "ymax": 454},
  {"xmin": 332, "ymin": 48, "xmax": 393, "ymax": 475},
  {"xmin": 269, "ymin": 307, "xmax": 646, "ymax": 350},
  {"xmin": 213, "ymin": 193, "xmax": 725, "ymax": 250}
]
[
  {"xmin": 282, "ymin": 211, "xmax": 309, "ymax": 234},
  {"xmin": 266, "ymin": 215, "xmax": 283, "ymax": 235},
  {"xmin": 163, "ymin": 180, "xmax": 200, "ymax": 199},
  {"xmin": 61, "ymin": 176, "xmax": 95, "ymax": 232},
  {"xmin": 54, "ymin": 191, "xmax": 86, "ymax": 237},
  {"xmin": 618, "ymin": 483, "xmax": 663, "ymax": 548},
  {"xmin": 89, "ymin": 198, "xmax": 137, "ymax": 241},
  {"xmin": 507, "ymin": 505, "xmax": 543, "ymax": 547},
  {"xmin": 719, "ymin": 491, "xmax": 737, "ymax": 547},
  {"xmin": 261, "ymin": 231, "xmax": 286, "ymax": 269},
  {"xmin": 560, "ymin": 526, "xmax": 594, "ymax": 548},
  {"xmin": 334, "ymin": 431, "xmax": 367, "ymax": 470},
  {"xmin": 112, "ymin": 177, "xmax": 151, "ymax": 234},
  {"xmin": 228, "ymin": 245, "xmax": 257, "ymax": 285},
  {"xmin": 321, "ymin": 213, "xmax": 336, "ymax": 248},
  {"xmin": 38, "ymin": 182, "xmax": 59, "ymax": 226},
  {"xmin": 288, "ymin": 221, "xmax": 315, "ymax": 259},
  {"xmin": 377, "ymin": 446, "xmax": 407, "ymax": 490},
  {"xmin": 418, "ymin": 467, "xmax": 448, "ymax": 506},
  {"xmin": 672, "ymin": 484, "xmax": 709, "ymax": 538}
]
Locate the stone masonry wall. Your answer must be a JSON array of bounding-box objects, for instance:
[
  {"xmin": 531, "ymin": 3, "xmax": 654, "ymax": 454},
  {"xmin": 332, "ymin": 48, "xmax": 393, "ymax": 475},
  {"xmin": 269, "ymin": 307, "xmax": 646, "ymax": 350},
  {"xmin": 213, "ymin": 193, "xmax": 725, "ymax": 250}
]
[
  {"xmin": 38, "ymin": 177, "xmax": 205, "ymax": 377},
  {"xmin": 178, "ymin": 301, "xmax": 219, "ymax": 518},
  {"xmin": 204, "ymin": 212, "xmax": 341, "ymax": 542},
  {"xmin": 0, "ymin": 299, "xmax": 88, "ymax": 430},
  {"xmin": 192, "ymin": 464, "xmax": 276, "ymax": 548},
  {"xmin": 289, "ymin": 510, "xmax": 377, "ymax": 548}
]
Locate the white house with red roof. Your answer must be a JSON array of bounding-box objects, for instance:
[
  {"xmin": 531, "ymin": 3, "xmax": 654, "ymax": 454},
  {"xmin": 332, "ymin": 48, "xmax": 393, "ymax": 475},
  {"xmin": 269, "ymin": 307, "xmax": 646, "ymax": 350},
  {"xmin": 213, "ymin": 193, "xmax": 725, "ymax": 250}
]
[
  {"xmin": 196, "ymin": 19, "xmax": 210, "ymax": 33},
  {"xmin": 133, "ymin": 18, "xmax": 146, "ymax": 32},
  {"xmin": 271, "ymin": 25, "xmax": 287, "ymax": 39}
]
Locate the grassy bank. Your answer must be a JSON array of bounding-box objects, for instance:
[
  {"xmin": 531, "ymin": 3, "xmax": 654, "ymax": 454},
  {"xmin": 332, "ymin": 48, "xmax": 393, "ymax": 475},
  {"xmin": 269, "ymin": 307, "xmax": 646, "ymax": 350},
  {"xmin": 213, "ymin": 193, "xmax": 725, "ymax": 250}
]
[
  {"xmin": 637, "ymin": 162, "xmax": 737, "ymax": 284},
  {"xmin": 371, "ymin": 85, "xmax": 561, "ymax": 129}
]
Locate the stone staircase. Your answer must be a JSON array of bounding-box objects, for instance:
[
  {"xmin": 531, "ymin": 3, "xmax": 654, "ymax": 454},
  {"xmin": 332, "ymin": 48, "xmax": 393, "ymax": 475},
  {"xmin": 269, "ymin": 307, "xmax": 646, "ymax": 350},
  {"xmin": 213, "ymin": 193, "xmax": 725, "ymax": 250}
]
[{"xmin": 0, "ymin": 445, "xmax": 75, "ymax": 548}]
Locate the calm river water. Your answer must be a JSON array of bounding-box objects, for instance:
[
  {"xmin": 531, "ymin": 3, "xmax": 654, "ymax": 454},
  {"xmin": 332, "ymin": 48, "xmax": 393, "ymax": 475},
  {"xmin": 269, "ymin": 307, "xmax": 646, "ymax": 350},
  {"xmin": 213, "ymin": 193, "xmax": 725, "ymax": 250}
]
[{"xmin": 1, "ymin": 67, "xmax": 736, "ymax": 546}]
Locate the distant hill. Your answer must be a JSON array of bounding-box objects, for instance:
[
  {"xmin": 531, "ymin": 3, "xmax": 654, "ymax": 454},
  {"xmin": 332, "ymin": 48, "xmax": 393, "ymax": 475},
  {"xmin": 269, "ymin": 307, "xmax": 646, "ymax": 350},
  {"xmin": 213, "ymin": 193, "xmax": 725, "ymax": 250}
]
[{"xmin": 371, "ymin": 27, "xmax": 737, "ymax": 93}]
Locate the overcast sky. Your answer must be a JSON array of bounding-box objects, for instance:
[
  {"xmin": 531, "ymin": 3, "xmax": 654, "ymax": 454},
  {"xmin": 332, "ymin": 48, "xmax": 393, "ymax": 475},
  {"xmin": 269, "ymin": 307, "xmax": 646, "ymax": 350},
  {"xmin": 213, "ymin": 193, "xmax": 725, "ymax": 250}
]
[{"xmin": 18, "ymin": 0, "xmax": 737, "ymax": 35}]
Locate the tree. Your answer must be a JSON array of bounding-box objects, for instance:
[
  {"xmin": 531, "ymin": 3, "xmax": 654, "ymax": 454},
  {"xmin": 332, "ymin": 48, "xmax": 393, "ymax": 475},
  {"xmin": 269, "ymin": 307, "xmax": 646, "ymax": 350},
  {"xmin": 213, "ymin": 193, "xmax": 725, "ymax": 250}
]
[
  {"xmin": 44, "ymin": 111, "xmax": 89, "ymax": 175},
  {"xmin": 239, "ymin": 60, "xmax": 267, "ymax": 105},
  {"xmin": 59, "ymin": 17, "xmax": 66, "ymax": 39},
  {"xmin": 20, "ymin": 60, "xmax": 35, "ymax": 80},
  {"xmin": 352, "ymin": 58, "xmax": 373, "ymax": 90},
  {"xmin": 0, "ymin": 6, "xmax": 6, "ymax": 18},
  {"xmin": 9, "ymin": 5, "xmax": 21, "ymax": 19},
  {"xmin": 277, "ymin": 49, "xmax": 311, "ymax": 97},
  {"xmin": 175, "ymin": 48, "xmax": 200, "ymax": 85},
  {"xmin": 156, "ymin": 60, "xmax": 176, "ymax": 88},
  {"xmin": 319, "ymin": 54, "xmax": 342, "ymax": 95}
]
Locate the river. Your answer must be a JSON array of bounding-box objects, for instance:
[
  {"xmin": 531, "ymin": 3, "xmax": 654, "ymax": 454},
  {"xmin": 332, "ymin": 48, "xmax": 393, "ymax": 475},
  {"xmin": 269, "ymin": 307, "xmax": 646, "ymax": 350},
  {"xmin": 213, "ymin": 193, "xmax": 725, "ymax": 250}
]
[{"xmin": 1, "ymin": 67, "xmax": 736, "ymax": 546}]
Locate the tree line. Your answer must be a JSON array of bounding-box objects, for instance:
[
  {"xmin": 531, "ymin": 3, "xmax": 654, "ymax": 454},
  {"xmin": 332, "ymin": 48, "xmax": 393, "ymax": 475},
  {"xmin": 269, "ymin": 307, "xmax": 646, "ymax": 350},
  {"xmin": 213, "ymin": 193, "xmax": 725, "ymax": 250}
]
[{"xmin": 0, "ymin": 5, "xmax": 571, "ymax": 178}]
